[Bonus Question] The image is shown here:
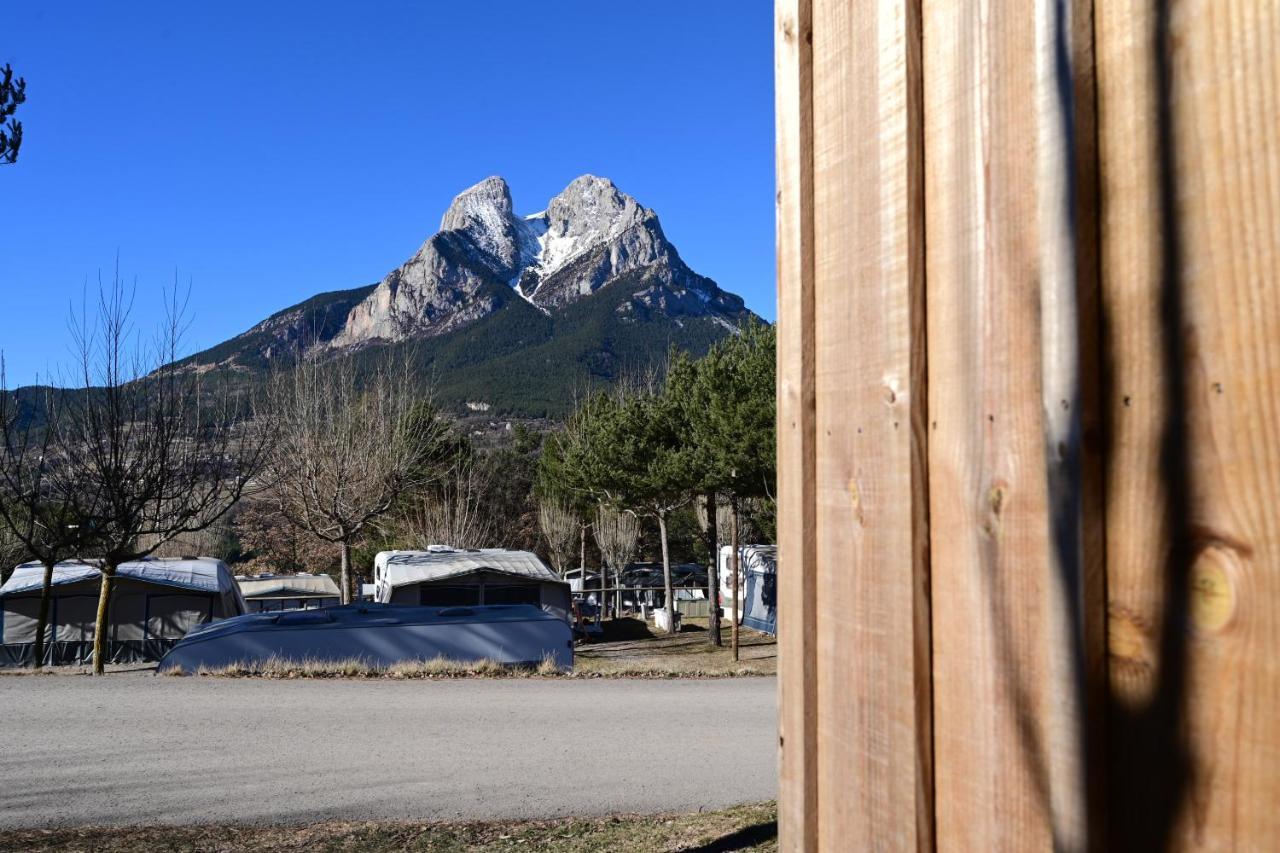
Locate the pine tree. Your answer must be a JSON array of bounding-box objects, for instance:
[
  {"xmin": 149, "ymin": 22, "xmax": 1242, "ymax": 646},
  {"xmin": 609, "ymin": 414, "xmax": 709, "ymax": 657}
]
[
  {"xmin": 1, "ymin": 64, "xmax": 26, "ymax": 166},
  {"xmin": 673, "ymin": 322, "xmax": 777, "ymax": 657}
]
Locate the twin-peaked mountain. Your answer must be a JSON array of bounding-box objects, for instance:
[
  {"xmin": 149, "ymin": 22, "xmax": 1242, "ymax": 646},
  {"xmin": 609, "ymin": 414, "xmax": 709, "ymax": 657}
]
[{"xmin": 183, "ymin": 175, "xmax": 757, "ymax": 416}]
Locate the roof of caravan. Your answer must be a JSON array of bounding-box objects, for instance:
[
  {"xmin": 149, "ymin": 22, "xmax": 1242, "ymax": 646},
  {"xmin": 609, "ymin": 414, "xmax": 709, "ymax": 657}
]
[
  {"xmin": 176, "ymin": 602, "xmax": 559, "ymax": 644},
  {"xmin": 376, "ymin": 549, "xmax": 564, "ymax": 588},
  {"xmin": 235, "ymin": 574, "xmax": 341, "ymax": 599},
  {"xmin": 720, "ymin": 545, "xmax": 778, "ymax": 573},
  {"xmin": 0, "ymin": 557, "xmax": 241, "ymax": 597}
]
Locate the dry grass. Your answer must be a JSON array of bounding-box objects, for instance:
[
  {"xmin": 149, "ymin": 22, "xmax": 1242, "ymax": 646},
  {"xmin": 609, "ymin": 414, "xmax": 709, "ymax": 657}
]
[
  {"xmin": 0, "ymin": 662, "xmax": 155, "ymax": 677},
  {"xmin": 9, "ymin": 618, "xmax": 777, "ymax": 680},
  {"xmin": 0, "ymin": 802, "xmax": 778, "ymax": 852},
  {"xmin": 573, "ymin": 618, "xmax": 777, "ymax": 677},
  {"xmin": 163, "ymin": 654, "xmax": 565, "ymax": 679}
]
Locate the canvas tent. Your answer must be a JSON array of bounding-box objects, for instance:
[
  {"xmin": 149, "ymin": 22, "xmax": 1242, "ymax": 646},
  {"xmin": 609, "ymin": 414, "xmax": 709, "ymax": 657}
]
[
  {"xmin": 718, "ymin": 545, "xmax": 778, "ymax": 635},
  {"xmin": 0, "ymin": 557, "xmax": 246, "ymax": 666},
  {"xmin": 374, "ymin": 548, "xmax": 571, "ymax": 624},
  {"xmin": 236, "ymin": 573, "xmax": 341, "ymax": 612}
]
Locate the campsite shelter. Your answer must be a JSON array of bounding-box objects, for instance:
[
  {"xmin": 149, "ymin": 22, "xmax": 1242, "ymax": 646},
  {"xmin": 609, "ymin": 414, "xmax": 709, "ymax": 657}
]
[
  {"xmin": 235, "ymin": 573, "xmax": 341, "ymax": 612},
  {"xmin": 0, "ymin": 557, "xmax": 246, "ymax": 666},
  {"xmin": 718, "ymin": 545, "xmax": 778, "ymax": 635},
  {"xmin": 618, "ymin": 562, "xmax": 709, "ymax": 613},
  {"xmin": 374, "ymin": 548, "xmax": 571, "ymax": 624}
]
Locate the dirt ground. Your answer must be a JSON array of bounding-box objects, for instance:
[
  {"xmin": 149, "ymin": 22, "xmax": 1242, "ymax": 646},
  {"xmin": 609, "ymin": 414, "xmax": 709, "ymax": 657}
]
[
  {"xmin": 574, "ymin": 616, "xmax": 777, "ymax": 676},
  {"xmin": 0, "ymin": 802, "xmax": 778, "ymax": 852}
]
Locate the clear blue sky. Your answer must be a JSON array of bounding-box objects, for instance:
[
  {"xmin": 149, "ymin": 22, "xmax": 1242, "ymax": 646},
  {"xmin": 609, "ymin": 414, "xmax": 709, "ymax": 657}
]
[{"xmin": 2, "ymin": 2, "xmax": 775, "ymax": 387}]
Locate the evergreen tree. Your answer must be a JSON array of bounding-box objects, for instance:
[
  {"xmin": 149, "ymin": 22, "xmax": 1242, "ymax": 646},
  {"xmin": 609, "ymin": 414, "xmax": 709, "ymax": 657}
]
[
  {"xmin": 1, "ymin": 64, "xmax": 26, "ymax": 166},
  {"xmin": 540, "ymin": 386, "xmax": 698, "ymax": 634},
  {"xmin": 671, "ymin": 322, "xmax": 776, "ymax": 656}
]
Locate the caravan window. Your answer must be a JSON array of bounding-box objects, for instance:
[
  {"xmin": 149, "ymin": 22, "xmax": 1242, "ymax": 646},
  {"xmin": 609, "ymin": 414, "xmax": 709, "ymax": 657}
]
[
  {"xmin": 484, "ymin": 585, "xmax": 540, "ymax": 606},
  {"xmin": 418, "ymin": 585, "xmax": 480, "ymax": 607}
]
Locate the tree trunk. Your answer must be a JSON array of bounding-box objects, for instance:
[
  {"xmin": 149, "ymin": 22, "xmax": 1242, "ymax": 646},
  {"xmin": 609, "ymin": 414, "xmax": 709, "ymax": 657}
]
[
  {"xmin": 339, "ymin": 541, "xmax": 352, "ymax": 605},
  {"xmin": 91, "ymin": 567, "xmax": 116, "ymax": 675},
  {"xmin": 596, "ymin": 550, "xmax": 606, "ymax": 625},
  {"xmin": 731, "ymin": 495, "xmax": 740, "ymax": 662},
  {"xmin": 658, "ymin": 511, "xmax": 676, "ymax": 635},
  {"xmin": 32, "ymin": 560, "xmax": 55, "ymax": 670},
  {"xmin": 706, "ymin": 491, "xmax": 721, "ymax": 647}
]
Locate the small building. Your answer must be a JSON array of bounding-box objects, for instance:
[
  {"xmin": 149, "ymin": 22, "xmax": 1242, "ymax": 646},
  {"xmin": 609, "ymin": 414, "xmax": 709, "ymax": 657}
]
[
  {"xmin": 235, "ymin": 573, "xmax": 342, "ymax": 612},
  {"xmin": 374, "ymin": 548, "xmax": 571, "ymax": 624},
  {"xmin": 719, "ymin": 545, "xmax": 778, "ymax": 635},
  {"xmin": 0, "ymin": 557, "xmax": 246, "ymax": 666}
]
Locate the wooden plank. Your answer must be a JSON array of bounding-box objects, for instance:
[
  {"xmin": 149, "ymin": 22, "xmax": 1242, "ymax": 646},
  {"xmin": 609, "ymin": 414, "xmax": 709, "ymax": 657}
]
[
  {"xmin": 922, "ymin": 0, "xmax": 1100, "ymax": 848},
  {"xmin": 775, "ymin": 0, "xmax": 819, "ymax": 849},
  {"xmin": 809, "ymin": 0, "xmax": 930, "ymax": 848},
  {"xmin": 1097, "ymin": 0, "xmax": 1280, "ymax": 847}
]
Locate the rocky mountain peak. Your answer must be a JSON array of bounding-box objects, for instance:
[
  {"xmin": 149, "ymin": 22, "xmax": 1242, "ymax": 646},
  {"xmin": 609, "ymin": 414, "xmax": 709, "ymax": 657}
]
[
  {"xmin": 438, "ymin": 176, "xmax": 524, "ymax": 277},
  {"xmin": 544, "ymin": 175, "xmax": 646, "ymax": 236},
  {"xmin": 205, "ymin": 174, "xmax": 751, "ymax": 362}
]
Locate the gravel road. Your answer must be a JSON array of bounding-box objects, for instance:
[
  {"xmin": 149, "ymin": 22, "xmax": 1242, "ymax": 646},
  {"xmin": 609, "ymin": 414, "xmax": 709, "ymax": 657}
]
[{"xmin": 0, "ymin": 675, "xmax": 776, "ymax": 827}]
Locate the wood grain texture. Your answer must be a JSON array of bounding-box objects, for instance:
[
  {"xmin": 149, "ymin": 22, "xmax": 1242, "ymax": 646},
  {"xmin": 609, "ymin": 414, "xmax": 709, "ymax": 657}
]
[
  {"xmin": 775, "ymin": 0, "xmax": 818, "ymax": 849},
  {"xmin": 923, "ymin": 0, "xmax": 1098, "ymax": 848},
  {"xmin": 810, "ymin": 0, "xmax": 929, "ymax": 848},
  {"xmin": 1097, "ymin": 0, "xmax": 1280, "ymax": 848}
]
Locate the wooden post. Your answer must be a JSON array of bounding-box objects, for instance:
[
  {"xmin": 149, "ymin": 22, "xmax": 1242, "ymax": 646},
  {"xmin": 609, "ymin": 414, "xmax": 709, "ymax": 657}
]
[
  {"xmin": 776, "ymin": 0, "xmax": 819, "ymax": 847},
  {"xmin": 778, "ymin": 0, "xmax": 931, "ymax": 848},
  {"xmin": 780, "ymin": 0, "xmax": 1278, "ymax": 848},
  {"xmin": 731, "ymin": 496, "xmax": 740, "ymax": 662},
  {"xmin": 707, "ymin": 491, "xmax": 722, "ymax": 646},
  {"xmin": 922, "ymin": 0, "xmax": 1102, "ymax": 845},
  {"xmin": 1097, "ymin": 0, "xmax": 1280, "ymax": 846}
]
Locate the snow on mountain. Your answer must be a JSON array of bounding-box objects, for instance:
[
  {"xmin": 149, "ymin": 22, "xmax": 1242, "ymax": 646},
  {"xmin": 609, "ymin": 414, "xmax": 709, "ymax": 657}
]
[
  {"xmin": 185, "ymin": 175, "xmax": 752, "ymax": 374},
  {"xmin": 322, "ymin": 174, "xmax": 746, "ymax": 349}
]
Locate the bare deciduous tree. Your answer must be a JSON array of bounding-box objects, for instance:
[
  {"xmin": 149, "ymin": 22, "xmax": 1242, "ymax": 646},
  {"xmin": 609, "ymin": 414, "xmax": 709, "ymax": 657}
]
[
  {"xmin": 140, "ymin": 520, "xmax": 237, "ymax": 561},
  {"xmin": 593, "ymin": 503, "xmax": 639, "ymax": 621},
  {"xmin": 0, "ymin": 524, "xmax": 23, "ymax": 583},
  {"xmin": 0, "ymin": 377, "xmax": 94, "ymax": 667},
  {"xmin": 57, "ymin": 271, "xmax": 272, "ymax": 674},
  {"xmin": 538, "ymin": 499, "xmax": 578, "ymax": 578},
  {"xmin": 265, "ymin": 353, "xmax": 448, "ymax": 603},
  {"xmin": 401, "ymin": 457, "xmax": 494, "ymax": 549},
  {"xmin": 233, "ymin": 499, "xmax": 338, "ymax": 576}
]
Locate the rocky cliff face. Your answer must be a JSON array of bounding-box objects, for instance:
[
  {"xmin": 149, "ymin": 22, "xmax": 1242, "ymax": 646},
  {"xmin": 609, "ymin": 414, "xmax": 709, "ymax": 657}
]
[
  {"xmin": 324, "ymin": 174, "xmax": 744, "ymax": 349},
  {"xmin": 183, "ymin": 175, "xmax": 754, "ymax": 382}
]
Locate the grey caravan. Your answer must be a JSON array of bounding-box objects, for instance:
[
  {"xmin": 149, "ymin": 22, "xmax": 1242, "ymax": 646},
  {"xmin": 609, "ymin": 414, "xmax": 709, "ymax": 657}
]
[
  {"xmin": 236, "ymin": 573, "xmax": 342, "ymax": 612},
  {"xmin": 374, "ymin": 548, "xmax": 571, "ymax": 625}
]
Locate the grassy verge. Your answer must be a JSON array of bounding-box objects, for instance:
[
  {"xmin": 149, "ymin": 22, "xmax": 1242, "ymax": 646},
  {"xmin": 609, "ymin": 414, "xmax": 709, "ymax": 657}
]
[
  {"xmin": 0, "ymin": 802, "xmax": 778, "ymax": 852},
  {"xmin": 4, "ymin": 618, "xmax": 777, "ymax": 679},
  {"xmin": 163, "ymin": 655, "xmax": 564, "ymax": 679},
  {"xmin": 162, "ymin": 653, "xmax": 771, "ymax": 679}
]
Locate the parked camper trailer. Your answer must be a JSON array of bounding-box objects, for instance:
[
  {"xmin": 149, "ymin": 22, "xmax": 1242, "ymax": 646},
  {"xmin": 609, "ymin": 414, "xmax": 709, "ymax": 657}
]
[
  {"xmin": 373, "ymin": 548, "xmax": 571, "ymax": 625},
  {"xmin": 718, "ymin": 545, "xmax": 778, "ymax": 635},
  {"xmin": 0, "ymin": 557, "xmax": 246, "ymax": 666},
  {"xmin": 157, "ymin": 603, "xmax": 573, "ymax": 672},
  {"xmin": 235, "ymin": 573, "xmax": 341, "ymax": 612}
]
